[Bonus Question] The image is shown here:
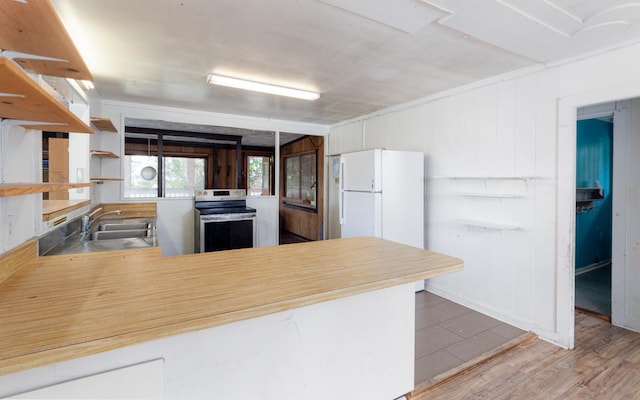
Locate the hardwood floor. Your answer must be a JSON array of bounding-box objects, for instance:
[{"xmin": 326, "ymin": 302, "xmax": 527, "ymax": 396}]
[{"xmin": 411, "ymin": 310, "xmax": 640, "ymax": 399}]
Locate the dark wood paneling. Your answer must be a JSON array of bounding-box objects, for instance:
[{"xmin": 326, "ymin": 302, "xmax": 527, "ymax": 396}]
[{"xmin": 279, "ymin": 136, "xmax": 324, "ymax": 241}]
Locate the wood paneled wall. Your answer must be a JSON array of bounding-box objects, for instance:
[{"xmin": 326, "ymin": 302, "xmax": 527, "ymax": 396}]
[{"xmin": 279, "ymin": 136, "xmax": 324, "ymax": 241}]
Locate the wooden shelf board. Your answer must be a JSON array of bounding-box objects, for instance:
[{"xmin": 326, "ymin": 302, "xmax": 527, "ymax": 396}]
[
  {"xmin": 0, "ymin": 57, "xmax": 93, "ymax": 133},
  {"xmin": 90, "ymin": 117, "xmax": 118, "ymax": 132},
  {"xmin": 91, "ymin": 178, "xmax": 124, "ymax": 182},
  {"xmin": 42, "ymin": 199, "xmax": 91, "ymax": 221},
  {"xmin": 0, "ymin": 0, "xmax": 93, "ymax": 81},
  {"xmin": 0, "ymin": 182, "xmax": 91, "ymax": 197},
  {"xmin": 90, "ymin": 150, "xmax": 118, "ymax": 159}
]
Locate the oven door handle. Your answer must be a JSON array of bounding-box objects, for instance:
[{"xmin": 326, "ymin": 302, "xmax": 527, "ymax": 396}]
[{"xmin": 199, "ymin": 213, "xmax": 256, "ymax": 221}]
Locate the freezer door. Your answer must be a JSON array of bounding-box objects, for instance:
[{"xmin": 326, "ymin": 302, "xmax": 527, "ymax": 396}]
[
  {"xmin": 340, "ymin": 149, "xmax": 382, "ymax": 192},
  {"xmin": 340, "ymin": 191, "xmax": 382, "ymax": 238}
]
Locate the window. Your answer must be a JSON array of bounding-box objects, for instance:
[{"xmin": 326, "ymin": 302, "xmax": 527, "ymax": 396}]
[
  {"xmin": 284, "ymin": 151, "xmax": 316, "ymax": 208},
  {"xmin": 124, "ymin": 155, "xmax": 205, "ymax": 198},
  {"xmin": 247, "ymin": 155, "xmax": 272, "ymax": 196}
]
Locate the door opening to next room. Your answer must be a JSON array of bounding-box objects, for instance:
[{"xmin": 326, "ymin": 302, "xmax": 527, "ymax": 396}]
[{"xmin": 574, "ymin": 116, "xmax": 613, "ymax": 319}]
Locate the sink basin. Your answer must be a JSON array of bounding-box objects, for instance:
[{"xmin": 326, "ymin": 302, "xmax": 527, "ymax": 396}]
[
  {"xmin": 91, "ymin": 218, "xmax": 156, "ymax": 240},
  {"xmin": 40, "ymin": 217, "xmax": 158, "ymax": 256},
  {"xmin": 91, "ymin": 229, "xmax": 151, "ymax": 240},
  {"xmin": 98, "ymin": 219, "xmax": 153, "ymax": 231}
]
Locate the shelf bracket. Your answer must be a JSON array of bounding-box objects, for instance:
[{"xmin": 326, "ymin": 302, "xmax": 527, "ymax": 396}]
[
  {"xmin": 1, "ymin": 119, "xmax": 66, "ymax": 128},
  {"xmin": 0, "ymin": 92, "xmax": 25, "ymax": 98},
  {"xmin": 1, "ymin": 50, "xmax": 68, "ymax": 64}
]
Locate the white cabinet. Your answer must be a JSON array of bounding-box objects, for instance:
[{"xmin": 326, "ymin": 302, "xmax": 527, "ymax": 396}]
[{"xmin": 5, "ymin": 359, "xmax": 164, "ymax": 399}]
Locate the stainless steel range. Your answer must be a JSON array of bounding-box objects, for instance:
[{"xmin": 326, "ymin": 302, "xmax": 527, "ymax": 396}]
[{"xmin": 194, "ymin": 189, "xmax": 257, "ymax": 253}]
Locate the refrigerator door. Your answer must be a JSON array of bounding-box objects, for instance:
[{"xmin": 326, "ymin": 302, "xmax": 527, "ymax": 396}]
[
  {"xmin": 340, "ymin": 149, "xmax": 382, "ymax": 192},
  {"xmin": 340, "ymin": 191, "xmax": 382, "ymax": 238}
]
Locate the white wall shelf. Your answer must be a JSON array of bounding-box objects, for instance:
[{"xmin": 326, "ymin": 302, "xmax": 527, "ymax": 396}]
[
  {"xmin": 430, "ymin": 176, "xmax": 534, "ymax": 181},
  {"xmin": 454, "ymin": 192, "xmax": 522, "ymax": 198},
  {"xmin": 453, "ymin": 218, "xmax": 520, "ymax": 230},
  {"xmin": 90, "ymin": 117, "xmax": 118, "ymax": 133},
  {"xmin": 90, "ymin": 150, "xmax": 118, "ymax": 159}
]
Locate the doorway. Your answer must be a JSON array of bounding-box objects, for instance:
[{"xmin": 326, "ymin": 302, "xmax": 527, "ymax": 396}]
[{"xmin": 574, "ymin": 116, "xmax": 613, "ymax": 319}]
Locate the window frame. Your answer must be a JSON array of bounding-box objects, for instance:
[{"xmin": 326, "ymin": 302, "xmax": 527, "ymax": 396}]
[
  {"xmin": 282, "ymin": 150, "xmax": 317, "ymax": 210},
  {"xmin": 124, "ymin": 126, "xmax": 244, "ymax": 198},
  {"xmin": 244, "ymin": 150, "xmax": 274, "ymax": 196}
]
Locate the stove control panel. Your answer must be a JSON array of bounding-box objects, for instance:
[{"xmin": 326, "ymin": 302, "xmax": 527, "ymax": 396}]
[{"xmin": 195, "ymin": 189, "xmax": 247, "ymax": 201}]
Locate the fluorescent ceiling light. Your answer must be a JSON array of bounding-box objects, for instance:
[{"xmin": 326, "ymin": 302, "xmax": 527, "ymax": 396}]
[{"xmin": 207, "ymin": 73, "xmax": 319, "ymax": 101}]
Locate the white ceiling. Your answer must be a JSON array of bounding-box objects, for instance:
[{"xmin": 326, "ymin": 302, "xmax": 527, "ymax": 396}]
[{"xmin": 51, "ymin": 0, "xmax": 640, "ymax": 126}]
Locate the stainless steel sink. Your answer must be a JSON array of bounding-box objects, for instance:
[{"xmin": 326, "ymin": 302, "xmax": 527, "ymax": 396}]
[
  {"xmin": 91, "ymin": 218, "xmax": 156, "ymax": 240},
  {"xmin": 44, "ymin": 236, "xmax": 158, "ymax": 256},
  {"xmin": 39, "ymin": 217, "xmax": 158, "ymax": 256},
  {"xmin": 97, "ymin": 219, "xmax": 153, "ymax": 231}
]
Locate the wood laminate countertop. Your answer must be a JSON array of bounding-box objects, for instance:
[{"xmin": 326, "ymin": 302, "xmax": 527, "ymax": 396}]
[{"xmin": 0, "ymin": 237, "xmax": 463, "ymax": 375}]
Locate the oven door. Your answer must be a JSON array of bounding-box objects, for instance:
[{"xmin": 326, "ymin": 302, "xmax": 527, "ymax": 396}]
[{"xmin": 198, "ymin": 212, "xmax": 256, "ymax": 253}]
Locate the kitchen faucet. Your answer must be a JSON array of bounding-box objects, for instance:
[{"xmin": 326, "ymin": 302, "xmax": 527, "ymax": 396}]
[{"xmin": 80, "ymin": 208, "xmax": 122, "ymax": 240}]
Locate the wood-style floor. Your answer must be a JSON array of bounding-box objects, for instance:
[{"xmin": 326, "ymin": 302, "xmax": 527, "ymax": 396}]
[{"xmin": 411, "ymin": 310, "xmax": 640, "ymax": 399}]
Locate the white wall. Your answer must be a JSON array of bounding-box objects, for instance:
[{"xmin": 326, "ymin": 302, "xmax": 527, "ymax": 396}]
[
  {"xmin": 0, "ymin": 125, "xmax": 41, "ymax": 253},
  {"xmin": 247, "ymin": 195, "xmax": 278, "ymax": 247},
  {"xmin": 328, "ymin": 42, "xmax": 640, "ymax": 347},
  {"xmin": 0, "ymin": 83, "xmax": 91, "ymax": 254}
]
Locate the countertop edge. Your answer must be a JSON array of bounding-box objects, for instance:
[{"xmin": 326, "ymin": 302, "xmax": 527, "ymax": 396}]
[{"xmin": 0, "ymin": 262, "xmax": 463, "ymax": 376}]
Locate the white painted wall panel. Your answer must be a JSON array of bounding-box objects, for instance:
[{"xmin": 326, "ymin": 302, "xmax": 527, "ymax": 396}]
[
  {"xmin": 328, "ymin": 41, "xmax": 640, "ymax": 345},
  {"xmin": 0, "ymin": 125, "xmax": 41, "ymax": 253},
  {"xmin": 622, "ymin": 99, "xmax": 640, "ymax": 331},
  {"xmin": 328, "ymin": 120, "xmax": 363, "ymax": 155},
  {"xmin": 154, "ymin": 199, "xmax": 193, "ymax": 256},
  {"xmin": 247, "ymin": 195, "xmax": 278, "ymax": 247}
]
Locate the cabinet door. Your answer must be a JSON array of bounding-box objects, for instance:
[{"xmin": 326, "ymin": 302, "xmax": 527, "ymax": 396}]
[
  {"xmin": 48, "ymin": 137, "xmax": 69, "ymax": 200},
  {"xmin": 8, "ymin": 359, "xmax": 164, "ymax": 399}
]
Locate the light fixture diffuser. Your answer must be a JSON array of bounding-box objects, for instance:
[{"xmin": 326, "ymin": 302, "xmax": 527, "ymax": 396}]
[{"xmin": 207, "ymin": 73, "xmax": 319, "ymax": 101}]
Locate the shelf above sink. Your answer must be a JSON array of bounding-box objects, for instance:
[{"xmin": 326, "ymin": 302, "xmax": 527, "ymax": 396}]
[{"xmin": 0, "ymin": 57, "xmax": 93, "ymax": 133}]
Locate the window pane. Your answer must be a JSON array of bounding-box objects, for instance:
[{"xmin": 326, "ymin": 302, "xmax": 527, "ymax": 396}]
[
  {"xmin": 124, "ymin": 155, "xmax": 205, "ymax": 198},
  {"xmin": 248, "ymin": 155, "xmax": 270, "ymax": 196},
  {"xmin": 300, "ymin": 153, "xmax": 316, "ymax": 206},
  {"xmin": 163, "ymin": 157, "xmax": 205, "ymax": 197},
  {"xmin": 124, "ymin": 155, "xmax": 158, "ymax": 198},
  {"xmin": 285, "ymin": 156, "xmax": 300, "ymax": 199}
]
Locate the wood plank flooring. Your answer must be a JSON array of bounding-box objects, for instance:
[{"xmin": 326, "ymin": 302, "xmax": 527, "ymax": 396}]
[{"xmin": 411, "ymin": 310, "xmax": 640, "ymax": 399}]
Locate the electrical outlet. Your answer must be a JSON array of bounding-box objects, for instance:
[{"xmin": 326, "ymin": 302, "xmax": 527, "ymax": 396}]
[{"xmin": 76, "ymin": 167, "xmax": 84, "ymax": 193}]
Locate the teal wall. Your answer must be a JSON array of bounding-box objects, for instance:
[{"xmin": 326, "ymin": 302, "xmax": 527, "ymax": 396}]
[{"xmin": 575, "ymin": 119, "xmax": 613, "ymax": 270}]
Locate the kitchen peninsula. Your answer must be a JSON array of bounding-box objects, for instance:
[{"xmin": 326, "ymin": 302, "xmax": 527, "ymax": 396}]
[{"xmin": 0, "ymin": 237, "xmax": 462, "ymax": 399}]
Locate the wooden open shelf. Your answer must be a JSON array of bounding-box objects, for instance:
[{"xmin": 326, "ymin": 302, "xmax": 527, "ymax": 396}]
[
  {"xmin": 0, "ymin": 0, "xmax": 93, "ymax": 81},
  {"xmin": 0, "ymin": 57, "xmax": 93, "ymax": 133},
  {"xmin": 91, "ymin": 178, "xmax": 124, "ymax": 183},
  {"xmin": 90, "ymin": 117, "xmax": 118, "ymax": 133},
  {"xmin": 42, "ymin": 199, "xmax": 91, "ymax": 222},
  {"xmin": 90, "ymin": 150, "xmax": 119, "ymax": 159},
  {"xmin": 0, "ymin": 182, "xmax": 91, "ymax": 197}
]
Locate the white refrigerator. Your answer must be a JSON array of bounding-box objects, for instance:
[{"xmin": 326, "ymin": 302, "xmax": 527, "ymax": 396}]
[{"xmin": 339, "ymin": 148, "xmax": 425, "ymax": 261}]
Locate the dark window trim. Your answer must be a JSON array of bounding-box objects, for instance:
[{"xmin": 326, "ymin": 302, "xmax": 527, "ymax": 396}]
[
  {"xmin": 125, "ymin": 126, "xmax": 244, "ymax": 197},
  {"xmin": 283, "ymin": 150, "xmax": 317, "ymax": 210}
]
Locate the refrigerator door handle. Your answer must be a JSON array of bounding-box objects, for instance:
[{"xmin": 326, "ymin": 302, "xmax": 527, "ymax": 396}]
[
  {"xmin": 339, "ymin": 158, "xmax": 345, "ymax": 191},
  {"xmin": 339, "ymin": 158, "xmax": 345, "ymax": 224},
  {"xmin": 339, "ymin": 190, "xmax": 345, "ymax": 224}
]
